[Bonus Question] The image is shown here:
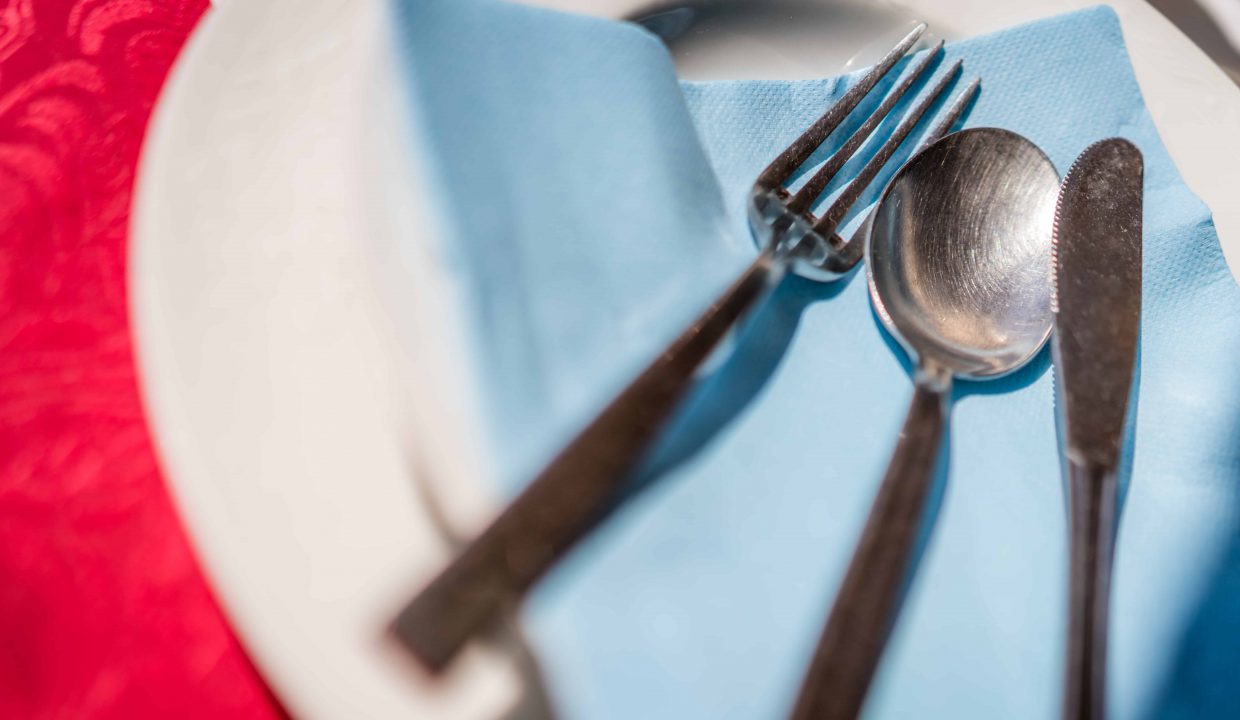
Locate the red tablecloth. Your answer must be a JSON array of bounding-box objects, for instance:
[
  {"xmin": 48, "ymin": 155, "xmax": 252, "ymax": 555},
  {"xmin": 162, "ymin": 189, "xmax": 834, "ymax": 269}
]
[{"xmin": 0, "ymin": 1, "xmax": 282, "ymax": 717}]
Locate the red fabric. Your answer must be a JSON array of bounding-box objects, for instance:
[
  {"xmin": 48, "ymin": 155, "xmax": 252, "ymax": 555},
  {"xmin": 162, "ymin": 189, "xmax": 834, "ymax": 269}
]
[{"xmin": 0, "ymin": 1, "xmax": 283, "ymax": 717}]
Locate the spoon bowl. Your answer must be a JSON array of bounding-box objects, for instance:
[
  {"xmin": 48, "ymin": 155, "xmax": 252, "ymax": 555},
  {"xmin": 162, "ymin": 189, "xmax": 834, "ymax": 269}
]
[{"xmin": 867, "ymin": 127, "xmax": 1060, "ymax": 378}]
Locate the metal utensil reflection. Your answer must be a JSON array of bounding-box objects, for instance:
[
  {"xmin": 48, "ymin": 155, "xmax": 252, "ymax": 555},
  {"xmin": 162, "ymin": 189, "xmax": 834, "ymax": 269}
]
[{"xmin": 791, "ymin": 127, "xmax": 1060, "ymax": 720}]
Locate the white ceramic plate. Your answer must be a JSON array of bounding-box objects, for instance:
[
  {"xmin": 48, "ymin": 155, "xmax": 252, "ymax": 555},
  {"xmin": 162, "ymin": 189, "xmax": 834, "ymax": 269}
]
[{"xmin": 131, "ymin": 1, "xmax": 1240, "ymax": 718}]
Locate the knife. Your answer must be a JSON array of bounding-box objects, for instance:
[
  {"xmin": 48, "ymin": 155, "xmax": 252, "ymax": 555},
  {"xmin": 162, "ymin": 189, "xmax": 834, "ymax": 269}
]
[{"xmin": 1051, "ymin": 138, "xmax": 1143, "ymax": 720}]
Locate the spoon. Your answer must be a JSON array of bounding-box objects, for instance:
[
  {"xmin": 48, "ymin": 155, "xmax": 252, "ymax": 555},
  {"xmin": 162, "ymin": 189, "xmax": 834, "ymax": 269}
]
[{"xmin": 791, "ymin": 127, "xmax": 1060, "ymax": 719}]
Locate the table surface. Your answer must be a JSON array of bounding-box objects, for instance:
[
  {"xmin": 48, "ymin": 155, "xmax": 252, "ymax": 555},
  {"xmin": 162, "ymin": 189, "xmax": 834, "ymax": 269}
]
[{"xmin": 0, "ymin": 1, "xmax": 282, "ymax": 718}]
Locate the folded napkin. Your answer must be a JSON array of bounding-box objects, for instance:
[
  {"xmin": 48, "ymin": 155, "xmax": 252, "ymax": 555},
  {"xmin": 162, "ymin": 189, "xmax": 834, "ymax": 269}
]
[{"xmin": 390, "ymin": 2, "xmax": 1240, "ymax": 718}]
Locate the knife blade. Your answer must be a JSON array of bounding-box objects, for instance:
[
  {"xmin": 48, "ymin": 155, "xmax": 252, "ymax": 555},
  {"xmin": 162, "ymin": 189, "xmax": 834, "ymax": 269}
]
[
  {"xmin": 1051, "ymin": 137, "xmax": 1143, "ymax": 720},
  {"xmin": 1053, "ymin": 138, "xmax": 1144, "ymax": 472}
]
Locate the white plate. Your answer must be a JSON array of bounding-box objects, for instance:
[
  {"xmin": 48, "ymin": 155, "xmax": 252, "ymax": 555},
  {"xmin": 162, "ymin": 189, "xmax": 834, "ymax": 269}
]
[{"xmin": 131, "ymin": 1, "xmax": 1240, "ymax": 718}]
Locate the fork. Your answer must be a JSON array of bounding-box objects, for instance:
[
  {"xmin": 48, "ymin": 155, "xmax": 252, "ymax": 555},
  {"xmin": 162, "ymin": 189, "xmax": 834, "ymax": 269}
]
[{"xmin": 394, "ymin": 24, "xmax": 980, "ymax": 673}]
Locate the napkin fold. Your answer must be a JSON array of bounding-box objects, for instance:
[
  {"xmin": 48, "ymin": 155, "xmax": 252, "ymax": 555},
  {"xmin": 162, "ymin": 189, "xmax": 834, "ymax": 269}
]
[{"xmin": 390, "ymin": 2, "xmax": 1240, "ymax": 718}]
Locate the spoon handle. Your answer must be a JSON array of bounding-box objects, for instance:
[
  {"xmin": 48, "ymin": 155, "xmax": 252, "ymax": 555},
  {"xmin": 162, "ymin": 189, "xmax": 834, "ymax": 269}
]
[
  {"xmin": 791, "ymin": 367, "xmax": 950, "ymax": 720},
  {"xmin": 1062, "ymin": 459, "xmax": 1118, "ymax": 720},
  {"xmin": 394, "ymin": 251, "xmax": 784, "ymax": 672}
]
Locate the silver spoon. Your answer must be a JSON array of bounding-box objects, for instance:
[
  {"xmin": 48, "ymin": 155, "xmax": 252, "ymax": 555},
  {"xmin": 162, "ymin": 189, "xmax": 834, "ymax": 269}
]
[{"xmin": 791, "ymin": 127, "xmax": 1060, "ymax": 719}]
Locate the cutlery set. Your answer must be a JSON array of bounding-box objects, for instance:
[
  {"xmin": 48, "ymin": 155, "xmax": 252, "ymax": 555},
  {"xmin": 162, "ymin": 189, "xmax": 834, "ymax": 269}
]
[{"xmin": 394, "ymin": 25, "xmax": 1144, "ymax": 720}]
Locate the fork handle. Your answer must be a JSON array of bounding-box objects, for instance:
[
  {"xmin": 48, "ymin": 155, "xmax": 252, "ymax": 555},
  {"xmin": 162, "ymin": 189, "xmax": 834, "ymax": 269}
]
[
  {"xmin": 791, "ymin": 365, "xmax": 950, "ymax": 720},
  {"xmin": 1062, "ymin": 459, "xmax": 1118, "ymax": 720},
  {"xmin": 394, "ymin": 251, "xmax": 784, "ymax": 672}
]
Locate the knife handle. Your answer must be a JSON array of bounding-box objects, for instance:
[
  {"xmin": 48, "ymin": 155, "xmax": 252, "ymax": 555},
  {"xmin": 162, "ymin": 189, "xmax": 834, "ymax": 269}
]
[
  {"xmin": 393, "ymin": 252, "xmax": 783, "ymax": 672},
  {"xmin": 791, "ymin": 365, "xmax": 950, "ymax": 720},
  {"xmin": 1062, "ymin": 459, "xmax": 1119, "ymax": 720}
]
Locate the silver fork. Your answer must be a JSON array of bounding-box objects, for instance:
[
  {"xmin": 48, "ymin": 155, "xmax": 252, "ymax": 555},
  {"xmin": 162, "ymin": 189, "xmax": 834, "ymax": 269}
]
[{"xmin": 393, "ymin": 25, "xmax": 980, "ymax": 673}]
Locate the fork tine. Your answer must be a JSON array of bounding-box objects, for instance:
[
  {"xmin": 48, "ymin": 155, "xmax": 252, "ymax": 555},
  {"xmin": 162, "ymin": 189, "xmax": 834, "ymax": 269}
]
[
  {"xmin": 756, "ymin": 22, "xmax": 927, "ymax": 189},
  {"xmin": 921, "ymin": 76, "xmax": 980, "ymax": 148},
  {"xmin": 813, "ymin": 59, "xmax": 965, "ymax": 236},
  {"xmin": 828, "ymin": 76, "xmax": 980, "ymax": 269},
  {"xmin": 786, "ymin": 41, "xmax": 944, "ymax": 214}
]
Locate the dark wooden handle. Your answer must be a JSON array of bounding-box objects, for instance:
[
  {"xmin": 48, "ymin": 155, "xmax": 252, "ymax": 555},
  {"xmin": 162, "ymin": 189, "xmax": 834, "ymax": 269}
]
[
  {"xmin": 1062, "ymin": 459, "xmax": 1118, "ymax": 720},
  {"xmin": 394, "ymin": 254, "xmax": 781, "ymax": 672},
  {"xmin": 791, "ymin": 369, "xmax": 949, "ymax": 720}
]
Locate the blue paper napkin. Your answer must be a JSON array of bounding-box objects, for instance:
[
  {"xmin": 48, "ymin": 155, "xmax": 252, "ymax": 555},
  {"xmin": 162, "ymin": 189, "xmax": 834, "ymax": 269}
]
[{"xmin": 389, "ymin": 2, "xmax": 1240, "ymax": 718}]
